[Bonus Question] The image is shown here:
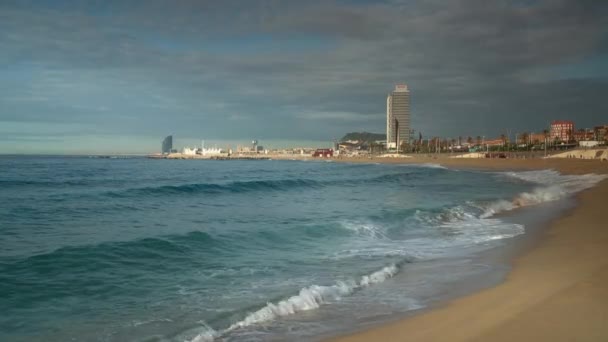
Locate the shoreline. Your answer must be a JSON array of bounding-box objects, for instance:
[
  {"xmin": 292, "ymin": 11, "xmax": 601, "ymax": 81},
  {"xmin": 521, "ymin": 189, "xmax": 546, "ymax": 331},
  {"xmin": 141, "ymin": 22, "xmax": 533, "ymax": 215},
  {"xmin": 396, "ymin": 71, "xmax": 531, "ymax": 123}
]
[
  {"xmin": 333, "ymin": 154, "xmax": 608, "ymax": 174},
  {"xmin": 327, "ymin": 157, "xmax": 608, "ymax": 342}
]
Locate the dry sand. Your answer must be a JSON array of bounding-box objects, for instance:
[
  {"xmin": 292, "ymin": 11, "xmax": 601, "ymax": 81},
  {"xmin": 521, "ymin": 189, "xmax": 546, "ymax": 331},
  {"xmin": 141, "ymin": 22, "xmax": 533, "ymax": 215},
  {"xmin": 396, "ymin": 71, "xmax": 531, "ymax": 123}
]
[{"xmin": 329, "ymin": 156, "xmax": 608, "ymax": 342}]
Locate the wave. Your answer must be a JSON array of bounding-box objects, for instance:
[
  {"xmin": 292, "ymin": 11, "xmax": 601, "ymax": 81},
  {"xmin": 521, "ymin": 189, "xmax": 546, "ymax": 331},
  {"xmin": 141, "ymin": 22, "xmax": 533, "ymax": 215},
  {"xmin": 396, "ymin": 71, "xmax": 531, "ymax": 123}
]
[
  {"xmin": 481, "ymin": 170, "xmax": 607, "ymax": 217},
  {"xmin": 188, "ymin": 324, "xmax": 218, "ymax": 342},
  {"xmin": 0, "ymin": 179, "xmax": 96, "ymax": 187},
  {"xmin": 104, "ymin": 171, "xmax": 427, "ymax": 198},
  {"xmin": 0, "ymin": 231, "xmax": 219, "ymax": 297},
  {"xmin": 479, "ymin": 186, "xmax": 568, "ymax": 218},
  {"xmin": 410, "ymin": 170, "xmax": 606, "ymax": 248},
  {"xmin": 413, "ymin": 205, "xmax": 526, "ymax": 250},
  {"xmin": 6, "ymin": 164, "xmax": 449, "ymax": 200},
  {"xmin": 479, "ymin": 200, "xmax": 515, "ymax": 219},
  {"xmin": 410, "ymin": 163, "xmax": 448, "ymax": 170},
  {"xmin": 106, "ymin": 178, "xmax": 324, "ymax": 197},
  {"xmin": 502, "ymin": 169, "xmax": 607, "ymax": 193},
  {"xmin": 187, "ymin": 263, "xmax": 412, "ymax": 342},
  {"xmin": 338, "ymin": 220, "xmax": 387, "ymax": 239}
]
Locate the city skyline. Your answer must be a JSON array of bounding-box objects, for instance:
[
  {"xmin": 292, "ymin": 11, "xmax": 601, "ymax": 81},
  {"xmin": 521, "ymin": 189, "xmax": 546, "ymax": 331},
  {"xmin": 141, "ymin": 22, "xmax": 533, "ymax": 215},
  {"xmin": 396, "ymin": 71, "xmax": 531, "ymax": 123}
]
[{"xmin": 2, "ymin": 1, "xmax": 608, "ymax": 154}]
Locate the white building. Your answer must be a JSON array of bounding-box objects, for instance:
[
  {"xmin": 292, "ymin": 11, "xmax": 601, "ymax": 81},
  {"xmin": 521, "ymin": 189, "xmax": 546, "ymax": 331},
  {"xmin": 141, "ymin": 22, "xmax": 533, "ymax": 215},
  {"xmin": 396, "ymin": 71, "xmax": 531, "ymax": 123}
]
[
  {"xmin": 579, "ymin": 141, "xmax": 602, "ymax": 148},
  {"xmin": 199, "ymin": 140, "xmax": 223, "ymax": 155},
  {"xmin": 181, "ymin": 147, "xmax": 198, "ymax": 155},
  {"xmin": 200, "ymin": 147, "xmax": 223, "ymax": 155}
]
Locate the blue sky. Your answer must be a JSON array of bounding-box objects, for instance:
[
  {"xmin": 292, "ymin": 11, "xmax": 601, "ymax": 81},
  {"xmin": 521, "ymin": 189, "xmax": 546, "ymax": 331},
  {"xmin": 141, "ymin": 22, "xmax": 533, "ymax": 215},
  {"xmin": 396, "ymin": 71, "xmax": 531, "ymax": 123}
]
[{"xmin": 1, "ymin": 0, "xmax": 608, "ymax": 154}]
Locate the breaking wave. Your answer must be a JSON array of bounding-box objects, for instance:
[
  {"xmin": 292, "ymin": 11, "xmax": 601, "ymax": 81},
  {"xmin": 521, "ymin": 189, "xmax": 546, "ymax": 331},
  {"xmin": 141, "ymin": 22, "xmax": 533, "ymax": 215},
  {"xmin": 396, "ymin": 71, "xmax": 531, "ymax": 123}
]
[
  {"xmin": 338, "ymin": 221, "xmax": 387, "ymax": 239},
  {"xmin": 187, "ymin": 263, "xmax": 409, "ymax": 342},
  {"xmin": 415, "ymin": 163, "xmax": 448, "ymax": 169},
  {"xmin": 481, "ymin": 170, "xmax": 607, "ymax": 217},
  {"xmin": 409, "ymin": 169, "xmax": 606, "ymax": 251},
  {"xmin": 413, "ymin": 205, "xmax": 526, "ymax": 248}
]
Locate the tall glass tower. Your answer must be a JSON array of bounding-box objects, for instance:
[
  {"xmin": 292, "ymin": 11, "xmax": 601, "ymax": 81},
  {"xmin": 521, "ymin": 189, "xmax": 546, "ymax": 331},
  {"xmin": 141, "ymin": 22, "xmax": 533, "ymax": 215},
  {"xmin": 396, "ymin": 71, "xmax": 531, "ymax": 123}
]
[
  {"xmin": 162, "ymin": 135, "xmax": 173, "ymax": 154},
  {"xmin": 386, "ymin": 84, "xmax": 410, "ymax": 150}
]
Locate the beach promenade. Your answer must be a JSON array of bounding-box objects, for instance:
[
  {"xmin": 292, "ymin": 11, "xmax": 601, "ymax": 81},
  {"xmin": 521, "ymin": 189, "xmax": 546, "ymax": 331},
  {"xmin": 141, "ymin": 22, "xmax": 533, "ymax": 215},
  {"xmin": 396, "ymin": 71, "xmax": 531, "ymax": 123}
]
[{"xmin": 330, "ymin": 156, "xmax": 608, "ymax": 342}]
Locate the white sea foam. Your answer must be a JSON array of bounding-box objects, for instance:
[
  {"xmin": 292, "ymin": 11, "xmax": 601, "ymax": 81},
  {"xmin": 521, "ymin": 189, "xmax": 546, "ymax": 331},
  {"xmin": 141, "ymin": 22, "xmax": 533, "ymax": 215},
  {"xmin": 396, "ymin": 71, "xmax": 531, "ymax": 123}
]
[
  {"xmin": 512, "ymin": 185, "xmax": 567, "ymax": 206},
  {"xmin": 435, "ymin": 171, "xmax": 605, "ymax": 244},
  {"xmin": 360, "ymin": 264, "xmax": 399, "ymax": 287},
  {"xmin": 503, "ymin": 170, "xmax": 606, "ymax": 192},
  {"xmin": 482, "ymin": 170, "xmax": 608, "ymax": 217},
  {"xmin": 227, "ymin": 266, "xmax": 399, "ymax": 330},
  {"xmin": 187, "ymin": 264, "xmax": 404, "ymax": 342},
  {"xmin": 331, "ymin": 246, "xmax": 421, "ymax": 260},
  {"xmin": 339, "ymin": 221, "xmax": 386, "ymax": 239},
  {"xmin": 226, "ymin": 281, "xmax": 355, "ymax": 331},
  {"xmin": 187, "ymin": 323, "xmax": 218, "ymax": 342},
  {"xmin": 443, "ymin": 216, "xmax": 526, "ymax": 245},
  {"xmin": 411, "ymin": 204, "xmax": 525, "ymax": 253},
  {"xmin": 404, "ymin": 163, "xmax": 447, "ymax": 169},
  {"xmin": 131, "ymin": 317, "xmax": 173, "ymax": 327},
  {"xmin": 479, "ymin": 200, "xmax": 515, "ymax": 219}
]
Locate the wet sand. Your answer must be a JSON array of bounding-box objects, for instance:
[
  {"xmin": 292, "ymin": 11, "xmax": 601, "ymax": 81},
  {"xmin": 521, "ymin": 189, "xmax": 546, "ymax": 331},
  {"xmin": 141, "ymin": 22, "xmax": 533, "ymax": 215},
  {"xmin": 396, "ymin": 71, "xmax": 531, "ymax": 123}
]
[{"xmin": 329, "ymin": 156, "xmax": 608, "ymax": 342}]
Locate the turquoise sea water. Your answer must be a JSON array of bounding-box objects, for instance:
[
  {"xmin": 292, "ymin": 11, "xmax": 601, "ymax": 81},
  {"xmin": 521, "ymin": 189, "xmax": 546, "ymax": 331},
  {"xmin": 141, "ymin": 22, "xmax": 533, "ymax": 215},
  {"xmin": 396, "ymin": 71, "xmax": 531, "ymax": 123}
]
[{"xmin": 1, "ymin": 157, "xmax": 604, "ymax": 341}]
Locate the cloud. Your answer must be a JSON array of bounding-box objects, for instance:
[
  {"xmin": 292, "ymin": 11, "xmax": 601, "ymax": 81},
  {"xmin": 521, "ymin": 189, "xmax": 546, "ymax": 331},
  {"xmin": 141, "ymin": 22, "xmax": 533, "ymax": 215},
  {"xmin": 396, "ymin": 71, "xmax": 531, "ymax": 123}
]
[
  {"xmin": 296, "ymin": 111, "xmax": 376, "ymax": 122},
  {"xmin": 1, "ymin": 0, "xmax": 607, "ymax": 153}
]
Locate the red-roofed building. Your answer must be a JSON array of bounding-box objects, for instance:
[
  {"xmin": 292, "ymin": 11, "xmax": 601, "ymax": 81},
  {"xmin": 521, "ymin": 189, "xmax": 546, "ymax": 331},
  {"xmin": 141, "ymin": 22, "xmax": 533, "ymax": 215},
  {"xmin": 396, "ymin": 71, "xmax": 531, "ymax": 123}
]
[
  {"xmin": 550, "ymin": 120, "xmax": 574, "ymax": 142},
  {"xmin": 484, "ymin": 138, "xmax": 505, "ymax": 147},
  {"xmin": 572, "ymin": 129, "xmax": 594, "ymax": 142},
  {"xmin": 312, "ymin": 148, "xmax": 334, "ymax": 157}
]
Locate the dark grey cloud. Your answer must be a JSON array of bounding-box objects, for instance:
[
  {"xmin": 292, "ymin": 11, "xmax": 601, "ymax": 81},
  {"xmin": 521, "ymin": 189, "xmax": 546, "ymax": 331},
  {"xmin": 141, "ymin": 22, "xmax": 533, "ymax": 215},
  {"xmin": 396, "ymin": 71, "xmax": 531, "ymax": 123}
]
[{"xmin": 1, "ymin": 0, "xmax": 608, "ymax": 153}]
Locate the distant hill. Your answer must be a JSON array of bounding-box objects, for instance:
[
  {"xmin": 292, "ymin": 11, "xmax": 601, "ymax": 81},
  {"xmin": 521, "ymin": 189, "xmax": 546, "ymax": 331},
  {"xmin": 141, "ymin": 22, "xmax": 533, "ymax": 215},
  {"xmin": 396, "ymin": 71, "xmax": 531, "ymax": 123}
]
[{"xmin": 340, "ymin": 132, "xmax": 386, "ymax": 143}]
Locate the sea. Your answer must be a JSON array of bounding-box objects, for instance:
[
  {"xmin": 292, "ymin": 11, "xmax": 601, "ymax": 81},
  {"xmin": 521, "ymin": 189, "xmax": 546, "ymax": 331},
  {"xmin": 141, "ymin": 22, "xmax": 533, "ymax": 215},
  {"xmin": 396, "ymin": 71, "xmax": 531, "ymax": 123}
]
[{"xmin": 0, "ymin": 156, "xmax": 605, "ymax": 342}]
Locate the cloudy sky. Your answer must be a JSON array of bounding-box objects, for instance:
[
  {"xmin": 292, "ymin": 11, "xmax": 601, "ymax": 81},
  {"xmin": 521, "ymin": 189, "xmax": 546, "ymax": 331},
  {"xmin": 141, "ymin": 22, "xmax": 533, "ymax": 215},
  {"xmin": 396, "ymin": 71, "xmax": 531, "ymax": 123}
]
[{"xmin": 1, "ymin": 0, "xmax": 607, "ymax": 154}]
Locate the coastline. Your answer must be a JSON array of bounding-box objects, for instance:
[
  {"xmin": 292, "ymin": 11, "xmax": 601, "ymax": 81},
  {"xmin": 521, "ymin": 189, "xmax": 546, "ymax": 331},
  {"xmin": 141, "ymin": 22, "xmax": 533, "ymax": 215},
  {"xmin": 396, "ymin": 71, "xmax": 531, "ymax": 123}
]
[
  {"xmin": 328, "ymin": 157, "xmax": 608, "ymax": 342},
  {"xmin": 334, "ymin": 154, "xmax": 608, "ymax": 174}
]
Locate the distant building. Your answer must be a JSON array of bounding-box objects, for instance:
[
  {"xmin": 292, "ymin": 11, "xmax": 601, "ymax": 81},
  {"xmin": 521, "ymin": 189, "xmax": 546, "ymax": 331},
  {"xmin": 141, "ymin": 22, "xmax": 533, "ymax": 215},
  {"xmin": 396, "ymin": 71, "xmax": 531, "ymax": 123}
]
[
  {"xmin": 579, "ymin": 140, "xmax": 602, "ymax": 148},
  {"xmin": 572, "ymin": 129, "xmax": 594, "ymax": 142},
  {"xmin": 386, "ymin": 84, "xmax": 410, "ymax": 150},
  {"xmin": 594, "ymin": 125, "xmax": 608, "ymax": 141},
  {"xmin": 516, "ymin": 134, "xmax": 531, "ymax": 145},
  {"xmin": 484, "ymin": 138, "xmax": 505, "ymax": 147},
  {"xmin": 529, "ymin": 133, "xmax": 547, "ymax": 145},
  {"xmin": 550, "ymin": 120, "xmax": 574, "ymax": 142},
  {"xmin": 181, "ymin": 147, "xmax": 197, "ymax": 155},
  {"xmin": 199, "ymin": 147, "xmax": 223, "ymax": 156},
  {"xmin": 162, "ymin": 135, "xmax": 173, "ymax": 154},
  {"xmin": 313, "ymin": 148, "xmax": 334, "ymax": 157},
  {"xmin": 337, "ymin": 142, "xmax": 357, "ymax": 153}
]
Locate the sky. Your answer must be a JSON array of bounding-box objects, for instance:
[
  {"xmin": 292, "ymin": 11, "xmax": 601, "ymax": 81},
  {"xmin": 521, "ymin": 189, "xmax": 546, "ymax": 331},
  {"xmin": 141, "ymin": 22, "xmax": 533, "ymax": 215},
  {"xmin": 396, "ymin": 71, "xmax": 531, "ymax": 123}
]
[{"xmin": 1, "ymin": 0, "xmax": 608, "ymax": 154}]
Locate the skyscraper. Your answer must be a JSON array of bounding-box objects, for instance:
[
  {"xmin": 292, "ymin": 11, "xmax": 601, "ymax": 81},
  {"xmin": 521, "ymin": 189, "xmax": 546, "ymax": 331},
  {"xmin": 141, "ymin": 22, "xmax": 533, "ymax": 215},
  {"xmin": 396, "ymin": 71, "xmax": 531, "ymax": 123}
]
[
  {"xmin": 386, "ymin": 84, "xmax": 410, "ymax": 150},
  {"xmin": 162, "ymin": 135, "xmax": 173, "ymax": 154}
]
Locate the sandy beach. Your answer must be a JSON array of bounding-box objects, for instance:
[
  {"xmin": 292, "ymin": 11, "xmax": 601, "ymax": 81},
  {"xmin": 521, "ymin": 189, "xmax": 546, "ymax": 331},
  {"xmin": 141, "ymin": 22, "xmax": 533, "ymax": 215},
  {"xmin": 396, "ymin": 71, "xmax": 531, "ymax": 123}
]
[{"xmin": 329, "ymin": 156, "xmax": 608, "ymax": 342}]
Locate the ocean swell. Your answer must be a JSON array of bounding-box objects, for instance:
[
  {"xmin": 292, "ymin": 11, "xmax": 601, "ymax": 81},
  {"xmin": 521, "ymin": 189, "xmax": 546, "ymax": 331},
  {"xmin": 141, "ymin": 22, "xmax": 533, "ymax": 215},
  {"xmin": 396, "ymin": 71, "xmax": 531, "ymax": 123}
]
[
  {"xmin": 104, "ymin": 171, "xmax": 428, "ymax": 198},
  {"xmin": 106, "ymin": 178, "xmax": 324, "ymax": 197}
]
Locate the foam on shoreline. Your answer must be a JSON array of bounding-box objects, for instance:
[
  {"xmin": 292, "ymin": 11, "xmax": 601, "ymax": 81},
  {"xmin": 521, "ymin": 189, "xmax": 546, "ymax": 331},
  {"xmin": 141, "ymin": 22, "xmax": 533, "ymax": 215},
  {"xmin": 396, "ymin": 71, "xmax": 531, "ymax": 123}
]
[{"xmin": 327, "ymin": 160, "xmax": 608, "ymax": 342}]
